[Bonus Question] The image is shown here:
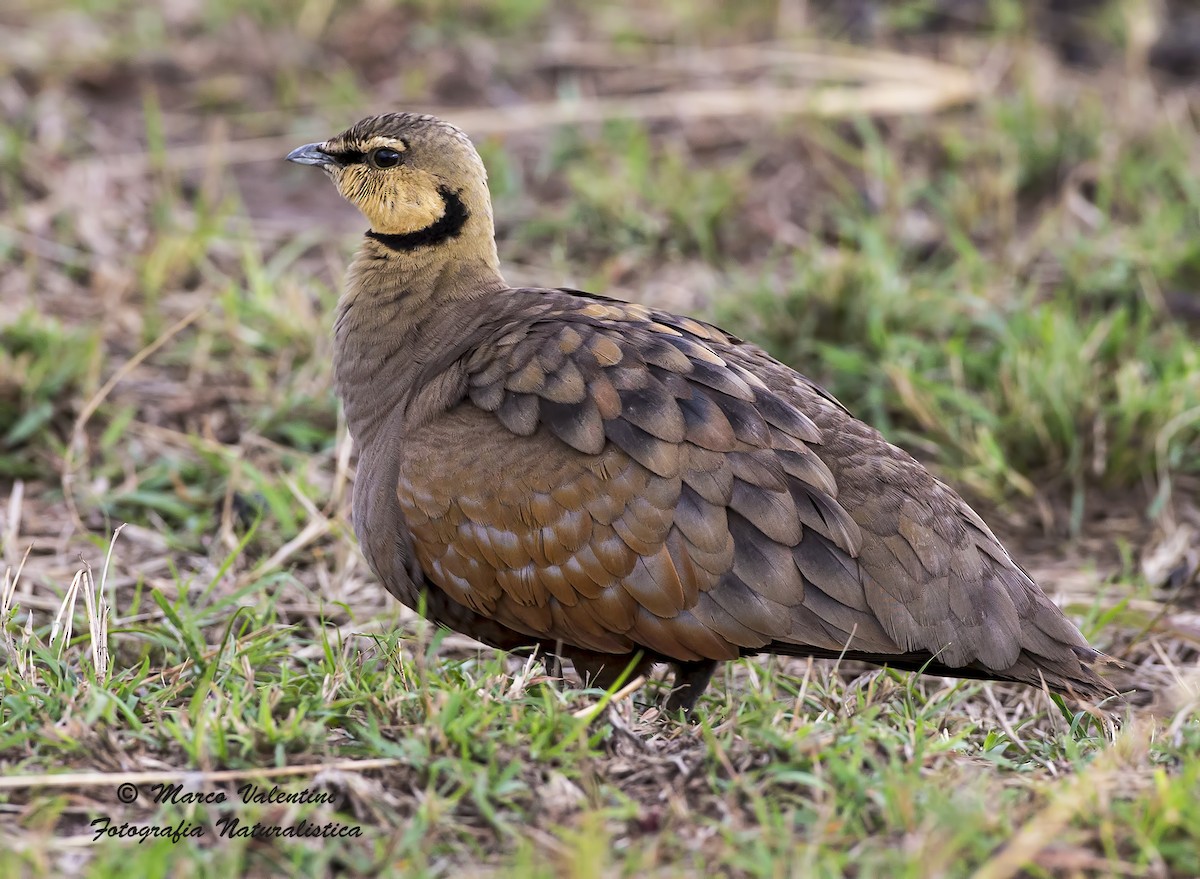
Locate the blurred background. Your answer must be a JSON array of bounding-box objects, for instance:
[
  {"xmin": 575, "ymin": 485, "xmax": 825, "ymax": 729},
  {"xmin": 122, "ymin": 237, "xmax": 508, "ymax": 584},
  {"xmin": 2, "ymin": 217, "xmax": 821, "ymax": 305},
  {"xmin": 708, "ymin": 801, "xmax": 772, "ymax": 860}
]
[
  {"xmin": 1, "ymin": 1, "xmax": 1199, "ymax": 874},
  {"xmin": 2, "ymin": 0, "xmax": 1196, "ymax": 586}
]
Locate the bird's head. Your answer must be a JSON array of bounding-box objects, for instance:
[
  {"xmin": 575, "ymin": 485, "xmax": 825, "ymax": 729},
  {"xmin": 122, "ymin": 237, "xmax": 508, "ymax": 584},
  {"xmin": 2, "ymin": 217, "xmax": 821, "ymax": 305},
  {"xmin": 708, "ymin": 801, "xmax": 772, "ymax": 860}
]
[{"xmin": 286, "ymin": 113, "xmax": 497, "ymax": 258}]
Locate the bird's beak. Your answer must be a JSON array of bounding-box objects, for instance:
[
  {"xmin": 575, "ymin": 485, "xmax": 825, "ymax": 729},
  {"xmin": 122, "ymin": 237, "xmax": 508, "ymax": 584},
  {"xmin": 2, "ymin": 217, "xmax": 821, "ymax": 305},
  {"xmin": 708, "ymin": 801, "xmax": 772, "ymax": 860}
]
[{"xmin": 286, "ymin": 142, "xmax": 334, "ymax": 167}]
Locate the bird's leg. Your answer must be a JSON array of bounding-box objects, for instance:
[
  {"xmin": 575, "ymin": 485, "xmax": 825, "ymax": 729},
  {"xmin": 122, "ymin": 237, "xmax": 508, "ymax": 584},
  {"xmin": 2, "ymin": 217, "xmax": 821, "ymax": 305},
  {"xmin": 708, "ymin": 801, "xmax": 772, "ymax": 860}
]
[
  {"xmin": 664, "ymin": 660, "xmax": 719, "ymax": 716},
  {"xmin": 543, "ymin": 651, "xmax": 563, "ymax": 680}
]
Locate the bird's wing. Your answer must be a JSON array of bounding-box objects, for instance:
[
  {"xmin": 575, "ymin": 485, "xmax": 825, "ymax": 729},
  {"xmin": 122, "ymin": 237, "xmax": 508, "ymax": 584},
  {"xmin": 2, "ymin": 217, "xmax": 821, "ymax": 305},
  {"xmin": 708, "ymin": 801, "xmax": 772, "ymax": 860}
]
[
  {"xmin": 716, "ymin": 331, "xmax": 1101, "ymax": 684},
  {"xmin": 396, "ymin": 290, "xmax": 1099, "ymax": 688}
]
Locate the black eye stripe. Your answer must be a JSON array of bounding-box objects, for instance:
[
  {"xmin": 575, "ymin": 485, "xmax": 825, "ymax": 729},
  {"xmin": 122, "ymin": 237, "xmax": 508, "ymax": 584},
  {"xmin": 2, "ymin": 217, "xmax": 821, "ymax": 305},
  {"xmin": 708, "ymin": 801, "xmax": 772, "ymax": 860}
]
[
  {"xmin": 326, "ymin": 139, "xmax": 409, "ymax": 167},
  {"xmin": 327, "ymin": 149, "xmax": 366, "ymax": 165}
]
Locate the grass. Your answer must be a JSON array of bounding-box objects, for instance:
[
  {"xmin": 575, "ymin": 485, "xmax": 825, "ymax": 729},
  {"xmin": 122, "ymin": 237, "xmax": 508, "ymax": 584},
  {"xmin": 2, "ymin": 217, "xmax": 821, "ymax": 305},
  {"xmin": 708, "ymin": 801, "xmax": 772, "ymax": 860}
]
[{"xmin": 2, "ymin": 0, "xmax": 1199, "ymax": 876}]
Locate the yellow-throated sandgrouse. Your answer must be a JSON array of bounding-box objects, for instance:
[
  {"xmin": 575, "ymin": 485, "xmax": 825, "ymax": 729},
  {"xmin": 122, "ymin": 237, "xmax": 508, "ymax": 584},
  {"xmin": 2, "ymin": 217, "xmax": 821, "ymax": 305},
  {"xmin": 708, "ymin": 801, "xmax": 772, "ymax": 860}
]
[{"xmin": 287, "ymin": 113, "xmax": 1115, "ymax": 713}]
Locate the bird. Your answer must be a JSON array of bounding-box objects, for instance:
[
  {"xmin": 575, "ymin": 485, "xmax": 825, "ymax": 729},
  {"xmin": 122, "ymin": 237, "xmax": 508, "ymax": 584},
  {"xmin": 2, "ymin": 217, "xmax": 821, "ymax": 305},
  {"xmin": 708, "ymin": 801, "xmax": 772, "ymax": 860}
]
[{"xmin": 286, "ymin": 112, "xmax": 1116, "ymax": 714}]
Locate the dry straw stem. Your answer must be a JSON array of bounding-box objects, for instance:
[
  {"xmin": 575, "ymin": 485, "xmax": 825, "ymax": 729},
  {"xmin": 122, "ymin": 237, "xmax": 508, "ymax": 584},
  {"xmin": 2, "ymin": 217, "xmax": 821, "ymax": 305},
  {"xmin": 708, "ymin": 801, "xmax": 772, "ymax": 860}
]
[
  {"xmin": 0, "ymin": 757, "xmax": 402, "ymax": 793},
  {"xmin": 1, "ymin": 545, "xmax": 33, "ymax": 677},
  {"xmin": 47, "ymin": 567, "xmax": 85, "ymax": 659},
  {"xmin": 84, "ymin": 42, "xmax": 978, "ymax": 180},
  {"xmin": 2, "ymin": 479, "xmax": 24, "ymax": 570},
  {"xmin": 3, "ymin": 527, "xmax": 122, "ymax": 684},
  {"xmin": 571, "ymin": 674, "xmax": 648, "ymax": 721}
]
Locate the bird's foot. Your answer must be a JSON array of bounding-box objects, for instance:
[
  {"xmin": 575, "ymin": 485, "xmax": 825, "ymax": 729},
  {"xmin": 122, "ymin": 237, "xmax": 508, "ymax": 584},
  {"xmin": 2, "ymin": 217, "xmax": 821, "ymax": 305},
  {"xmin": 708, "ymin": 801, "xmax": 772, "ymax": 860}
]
[{"xmin": 663, "ymin": 660, "xmax": 718, "ymax": 719}]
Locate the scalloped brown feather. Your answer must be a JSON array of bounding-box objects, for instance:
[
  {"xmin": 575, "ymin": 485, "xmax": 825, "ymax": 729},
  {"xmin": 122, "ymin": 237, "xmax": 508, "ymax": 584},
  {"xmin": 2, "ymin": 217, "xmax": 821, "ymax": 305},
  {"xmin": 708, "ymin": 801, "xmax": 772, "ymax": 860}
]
[{"xmin": 294, "ymin": 113, "xmax": 1117, "ymax": 713}]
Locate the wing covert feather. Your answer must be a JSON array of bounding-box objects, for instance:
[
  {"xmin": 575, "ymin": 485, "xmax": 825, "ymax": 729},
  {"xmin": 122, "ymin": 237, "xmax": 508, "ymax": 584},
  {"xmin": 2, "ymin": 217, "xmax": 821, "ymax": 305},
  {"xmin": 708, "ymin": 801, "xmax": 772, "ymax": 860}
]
[{"xmin": 392, "ymin": 290, "xmax": 1105, "ymax": 694}]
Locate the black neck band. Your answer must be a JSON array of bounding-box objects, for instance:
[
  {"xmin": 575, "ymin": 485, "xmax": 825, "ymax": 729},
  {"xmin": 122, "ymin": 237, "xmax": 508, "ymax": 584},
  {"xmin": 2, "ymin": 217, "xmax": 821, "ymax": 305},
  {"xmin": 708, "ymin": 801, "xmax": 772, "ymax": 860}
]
[{"xmin": 367, "ymin": 186, "xmax": 470, "ymax": 252}]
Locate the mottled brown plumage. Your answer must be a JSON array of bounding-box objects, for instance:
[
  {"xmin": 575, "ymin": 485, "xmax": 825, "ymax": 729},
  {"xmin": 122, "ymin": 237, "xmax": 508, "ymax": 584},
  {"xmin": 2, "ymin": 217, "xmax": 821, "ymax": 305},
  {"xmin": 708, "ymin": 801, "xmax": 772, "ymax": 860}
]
[{"xmin": 288, "ymin": 113, "xmax": 1116, "ymax": 713}]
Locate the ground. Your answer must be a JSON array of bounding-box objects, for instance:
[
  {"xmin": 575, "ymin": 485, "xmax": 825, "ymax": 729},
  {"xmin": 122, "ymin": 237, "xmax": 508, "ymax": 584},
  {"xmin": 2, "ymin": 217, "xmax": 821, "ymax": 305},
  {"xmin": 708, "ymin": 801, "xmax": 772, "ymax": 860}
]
[{"xmin": 1, "ymin": 0, "xmax": 1199, "ymax": 876}]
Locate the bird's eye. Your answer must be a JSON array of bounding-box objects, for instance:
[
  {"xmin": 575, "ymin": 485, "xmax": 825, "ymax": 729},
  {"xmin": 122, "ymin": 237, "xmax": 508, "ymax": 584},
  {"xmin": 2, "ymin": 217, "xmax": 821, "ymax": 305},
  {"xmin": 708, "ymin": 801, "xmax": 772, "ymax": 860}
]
[{"xmin": 369, "ymin": 148, "xmax": 403, "ymax": 169}]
